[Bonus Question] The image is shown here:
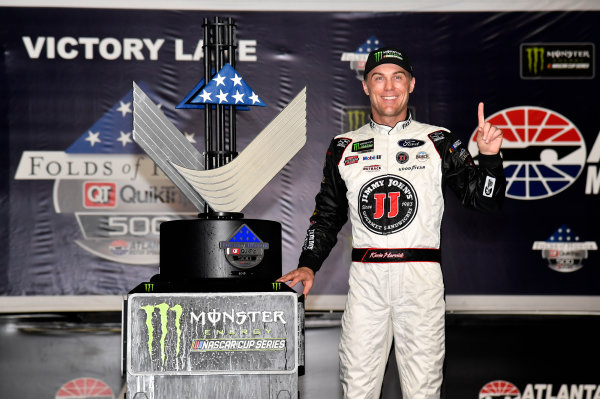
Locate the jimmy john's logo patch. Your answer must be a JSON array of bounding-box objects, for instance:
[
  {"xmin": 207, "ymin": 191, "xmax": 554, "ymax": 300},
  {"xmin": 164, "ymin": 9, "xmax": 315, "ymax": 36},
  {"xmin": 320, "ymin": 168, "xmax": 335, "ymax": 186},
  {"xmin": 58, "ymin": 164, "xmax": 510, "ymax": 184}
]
[{"xmin": 358, "ymin": 175, "xmax": 418, "ymax": 235}]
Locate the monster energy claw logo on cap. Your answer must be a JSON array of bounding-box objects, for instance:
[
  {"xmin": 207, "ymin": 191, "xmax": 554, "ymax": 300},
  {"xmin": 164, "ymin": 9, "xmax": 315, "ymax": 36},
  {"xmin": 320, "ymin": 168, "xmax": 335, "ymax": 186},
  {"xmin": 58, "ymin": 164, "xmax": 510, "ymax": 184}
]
[{"xmin": 363, "ymin": 46, "xmax": 414, "ymax": 79}]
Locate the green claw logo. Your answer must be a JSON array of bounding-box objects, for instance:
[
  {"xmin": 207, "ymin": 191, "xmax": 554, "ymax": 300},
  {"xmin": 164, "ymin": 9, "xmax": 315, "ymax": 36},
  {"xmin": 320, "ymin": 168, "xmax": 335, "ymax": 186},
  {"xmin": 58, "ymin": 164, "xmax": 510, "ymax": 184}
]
[
  {"xmin": 141, "ymin": 303, "xmax": 183, "ymax": 365},
  {"xmin": 525, "ymin": 46, "xmax": 545, "ymax": 75}
]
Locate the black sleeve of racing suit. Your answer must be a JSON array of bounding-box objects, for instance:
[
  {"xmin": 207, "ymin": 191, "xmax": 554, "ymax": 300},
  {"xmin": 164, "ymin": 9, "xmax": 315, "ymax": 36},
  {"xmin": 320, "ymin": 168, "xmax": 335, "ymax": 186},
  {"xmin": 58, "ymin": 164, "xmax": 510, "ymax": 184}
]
[
  {"xmin": 429, "ymin": 130, "xmax": 506, "ymax": 212},
  {"xmin": 298, "ymin": 138, "xmax": 350, "ymax": 273}
]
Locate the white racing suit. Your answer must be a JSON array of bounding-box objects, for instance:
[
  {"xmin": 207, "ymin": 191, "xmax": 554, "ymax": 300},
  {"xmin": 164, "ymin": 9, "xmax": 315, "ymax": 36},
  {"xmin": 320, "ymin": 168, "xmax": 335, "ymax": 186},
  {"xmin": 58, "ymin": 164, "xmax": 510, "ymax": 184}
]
[{"xmin": 298, "ymin": 114, "xmax": 505, "ymax": 399}]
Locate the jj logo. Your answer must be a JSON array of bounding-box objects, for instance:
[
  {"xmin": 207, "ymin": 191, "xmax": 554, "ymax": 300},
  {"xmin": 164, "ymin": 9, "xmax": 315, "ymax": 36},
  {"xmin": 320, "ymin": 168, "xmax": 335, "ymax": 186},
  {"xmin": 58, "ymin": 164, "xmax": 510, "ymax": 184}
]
[
  {"xmin": 373, "ymin": 192, "xmax": 401, "ymax": 219},
  {"xmin": 141, "ymin": 303, "xmax": 183, "ymax": 365}
]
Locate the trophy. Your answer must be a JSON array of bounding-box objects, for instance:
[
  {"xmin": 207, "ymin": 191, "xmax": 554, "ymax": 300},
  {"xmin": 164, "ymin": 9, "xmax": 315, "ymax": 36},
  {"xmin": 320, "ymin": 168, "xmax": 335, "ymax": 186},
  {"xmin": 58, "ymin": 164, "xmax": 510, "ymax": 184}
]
[{"xmin": 123, "ymin": 17, "xmax": 306, "ymax": 399}]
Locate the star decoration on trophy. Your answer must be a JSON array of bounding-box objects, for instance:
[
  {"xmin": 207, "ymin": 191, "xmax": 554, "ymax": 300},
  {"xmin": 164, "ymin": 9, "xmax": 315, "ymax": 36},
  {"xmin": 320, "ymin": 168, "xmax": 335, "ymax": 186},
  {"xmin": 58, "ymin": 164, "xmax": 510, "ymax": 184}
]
[{"xmin": 177, "ymin": 63, "xmax": 265, "ymax": 110}]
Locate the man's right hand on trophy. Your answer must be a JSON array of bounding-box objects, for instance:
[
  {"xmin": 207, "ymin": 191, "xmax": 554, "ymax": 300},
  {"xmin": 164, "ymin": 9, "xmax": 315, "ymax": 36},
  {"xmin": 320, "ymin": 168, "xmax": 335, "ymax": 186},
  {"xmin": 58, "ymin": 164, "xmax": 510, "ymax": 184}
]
[{"xmin": 277, "ymin": 267, "xmax": 315, "ymax": 297}]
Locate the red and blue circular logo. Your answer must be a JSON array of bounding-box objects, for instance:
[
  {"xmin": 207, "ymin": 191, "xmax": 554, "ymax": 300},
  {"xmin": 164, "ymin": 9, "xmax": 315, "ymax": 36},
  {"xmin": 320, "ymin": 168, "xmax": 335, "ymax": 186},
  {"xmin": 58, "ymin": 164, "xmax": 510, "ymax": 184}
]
[{"xmin": 469, "ymin": 106, "xmax": 587, "ymax": 200}]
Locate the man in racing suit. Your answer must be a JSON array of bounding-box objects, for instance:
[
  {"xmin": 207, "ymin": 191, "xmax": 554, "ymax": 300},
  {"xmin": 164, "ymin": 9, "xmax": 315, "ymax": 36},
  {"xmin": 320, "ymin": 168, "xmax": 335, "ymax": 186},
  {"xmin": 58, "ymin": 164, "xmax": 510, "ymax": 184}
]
[{"xmin": 278, "ymin": 47, "xmax": 505, "ymax": 399}]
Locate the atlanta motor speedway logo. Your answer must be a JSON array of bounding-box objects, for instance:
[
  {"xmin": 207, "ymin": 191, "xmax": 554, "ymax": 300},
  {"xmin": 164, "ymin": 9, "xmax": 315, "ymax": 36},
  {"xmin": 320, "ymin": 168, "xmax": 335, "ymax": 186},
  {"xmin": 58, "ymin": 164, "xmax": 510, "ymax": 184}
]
[
  {"xmin": 480, "ymin": 380, "xmax": 521, "ymax": 398},
  {"xmin": 480, "ymin": 380, "xmax": 600, "ymax": 399},
  {"xmin": 468, "ymin": 105, "xmax": 600, "ymax": 200}
]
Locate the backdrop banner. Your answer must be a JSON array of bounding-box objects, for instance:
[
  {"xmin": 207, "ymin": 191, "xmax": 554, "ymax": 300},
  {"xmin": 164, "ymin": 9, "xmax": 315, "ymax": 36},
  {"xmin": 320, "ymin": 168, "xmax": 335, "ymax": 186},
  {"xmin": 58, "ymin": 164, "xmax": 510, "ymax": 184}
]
[{"xmin": 1, "ymin": 7, "xmax": 599, "ymax": 306}]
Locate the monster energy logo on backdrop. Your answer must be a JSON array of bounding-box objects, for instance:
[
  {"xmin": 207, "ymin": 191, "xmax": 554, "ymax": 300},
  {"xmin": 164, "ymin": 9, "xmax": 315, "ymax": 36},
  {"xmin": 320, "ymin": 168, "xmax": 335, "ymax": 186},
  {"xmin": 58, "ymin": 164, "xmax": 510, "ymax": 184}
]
[
  {"xmin": 521, "ymin": 43, "xmax": 594, "ymax": 79},
  {"xmin": 141, "ymin": 303, "xmax": 183, "ymax": 365},
  {"xmin": 525, "ymin": 46, "xmax": 545, "ymax": 75},
  {"xmin": 343, "ymin": 107, "xmax": 369, "ymax": 132}
]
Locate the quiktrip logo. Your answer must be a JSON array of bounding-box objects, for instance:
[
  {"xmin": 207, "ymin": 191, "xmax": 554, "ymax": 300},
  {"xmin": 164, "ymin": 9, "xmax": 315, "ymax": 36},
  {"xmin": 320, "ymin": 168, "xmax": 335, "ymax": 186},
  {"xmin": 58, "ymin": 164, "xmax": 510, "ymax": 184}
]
[
  {"xmin": 468, "ymin": 106, "xmax": 590, "ymax": 200},
  {"xmin": 532, "ymin": 224, "xmax": 597, "ymax": 272},
  {"xmin": 84, "ymin": 182, "xmax": 116, "ymax": 208}
]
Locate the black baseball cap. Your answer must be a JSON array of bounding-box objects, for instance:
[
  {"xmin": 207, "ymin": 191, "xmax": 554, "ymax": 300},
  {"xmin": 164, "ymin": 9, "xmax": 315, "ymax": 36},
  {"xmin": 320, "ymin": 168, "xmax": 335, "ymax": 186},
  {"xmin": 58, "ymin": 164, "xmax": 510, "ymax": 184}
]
[{"xmin": 363, "ymin": 47, "xmax": 413, "ymax": 80}]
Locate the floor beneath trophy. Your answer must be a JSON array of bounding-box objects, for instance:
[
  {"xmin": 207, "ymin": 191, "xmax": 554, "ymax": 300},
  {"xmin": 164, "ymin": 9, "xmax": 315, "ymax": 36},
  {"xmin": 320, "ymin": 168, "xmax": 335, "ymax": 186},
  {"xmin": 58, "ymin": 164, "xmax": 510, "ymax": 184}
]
[{"xmin": 0, "ymin": 312, "xmax": 598, "ymax": 398}]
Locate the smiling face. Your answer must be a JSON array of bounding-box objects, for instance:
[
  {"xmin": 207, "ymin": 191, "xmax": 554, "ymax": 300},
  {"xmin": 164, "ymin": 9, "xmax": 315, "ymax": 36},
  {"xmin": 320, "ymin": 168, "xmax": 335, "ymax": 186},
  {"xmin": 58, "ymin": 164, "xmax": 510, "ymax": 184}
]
[{"xmin": 362, "ymin": 63, "xmax": 415, "ymax": 127}]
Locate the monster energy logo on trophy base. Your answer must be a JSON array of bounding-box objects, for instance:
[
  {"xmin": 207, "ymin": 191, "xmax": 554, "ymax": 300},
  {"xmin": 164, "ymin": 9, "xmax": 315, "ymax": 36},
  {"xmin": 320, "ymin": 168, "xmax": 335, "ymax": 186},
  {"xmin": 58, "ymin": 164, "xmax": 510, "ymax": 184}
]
[
  {"xmin": 141, "ymin": 303, "xmax": 183, "ymax": 366},
  {"xmin": 128, "ymin": 293, "xmax": 299, "ymax": 375}
]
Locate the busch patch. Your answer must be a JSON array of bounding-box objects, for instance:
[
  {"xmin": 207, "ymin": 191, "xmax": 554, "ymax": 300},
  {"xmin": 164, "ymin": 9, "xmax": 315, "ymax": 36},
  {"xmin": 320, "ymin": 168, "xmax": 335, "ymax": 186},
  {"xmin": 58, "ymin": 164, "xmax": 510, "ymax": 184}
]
[
  {"xmin": 416, "ymin": 151, "xmax": 429, "ymax": 162},
  {"xmin": 358, "ymin": 175, "xmax": 418, "ymax": 235}
]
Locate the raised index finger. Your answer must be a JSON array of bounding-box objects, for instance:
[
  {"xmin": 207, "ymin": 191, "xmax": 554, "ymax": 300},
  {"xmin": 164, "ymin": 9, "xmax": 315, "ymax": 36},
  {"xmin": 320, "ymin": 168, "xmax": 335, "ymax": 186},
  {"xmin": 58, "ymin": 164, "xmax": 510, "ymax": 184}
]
[{"xmin": 478, "ymin": 102, "xmax": 485, "ymax": 128}]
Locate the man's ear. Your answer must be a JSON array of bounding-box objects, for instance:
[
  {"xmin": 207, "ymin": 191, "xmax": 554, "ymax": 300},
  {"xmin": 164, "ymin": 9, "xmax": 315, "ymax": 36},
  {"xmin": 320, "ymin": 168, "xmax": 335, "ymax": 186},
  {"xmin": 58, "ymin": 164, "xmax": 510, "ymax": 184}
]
[
  {"xmin": 362, "ymin": 80, "xmax": 369, "ymax": 96},
  {"xmin": 409, "ymin": 77, "xmax": 416, "ymax": 94}
]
